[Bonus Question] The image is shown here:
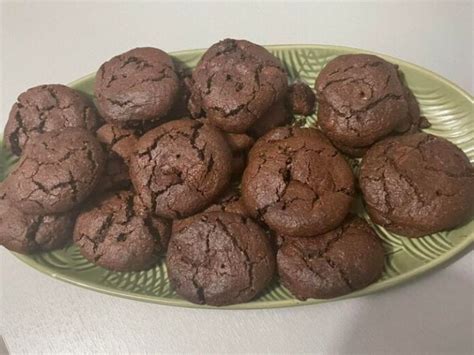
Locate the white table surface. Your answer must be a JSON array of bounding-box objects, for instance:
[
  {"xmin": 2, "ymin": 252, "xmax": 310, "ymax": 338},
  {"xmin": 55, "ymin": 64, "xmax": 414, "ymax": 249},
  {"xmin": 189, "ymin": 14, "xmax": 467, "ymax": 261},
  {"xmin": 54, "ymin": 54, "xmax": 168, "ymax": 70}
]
[{"xmin": 1, "ymin": 1, "xmax": 473, "ymax": 354}]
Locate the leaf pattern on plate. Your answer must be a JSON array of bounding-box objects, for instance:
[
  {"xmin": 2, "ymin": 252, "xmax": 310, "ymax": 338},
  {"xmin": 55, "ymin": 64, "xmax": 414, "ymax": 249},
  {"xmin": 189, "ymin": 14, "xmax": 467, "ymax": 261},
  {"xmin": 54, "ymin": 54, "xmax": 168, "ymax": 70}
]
[
  {"xmin": 31, "ymin": 244, "xmax": 98, "ymax": 272},
  {"xmin": 3, "ymin": 45, "xmax": 473, "ymax": 309}
]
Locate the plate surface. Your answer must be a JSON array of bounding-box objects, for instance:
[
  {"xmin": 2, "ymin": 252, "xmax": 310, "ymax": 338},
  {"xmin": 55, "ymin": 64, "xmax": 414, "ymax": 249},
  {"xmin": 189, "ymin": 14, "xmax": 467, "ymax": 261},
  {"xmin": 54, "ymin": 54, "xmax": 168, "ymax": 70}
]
[{"xmin": 2, "ymin": 44, "xmax": 473, "ymax": 309}]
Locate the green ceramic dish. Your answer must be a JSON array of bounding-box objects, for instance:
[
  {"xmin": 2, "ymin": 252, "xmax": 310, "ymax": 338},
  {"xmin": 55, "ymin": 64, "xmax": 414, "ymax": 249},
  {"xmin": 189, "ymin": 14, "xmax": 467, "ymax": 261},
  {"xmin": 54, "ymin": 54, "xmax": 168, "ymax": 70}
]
[{"xmin": 2, "ymin": 44, "xmax": 473, "ymax": 309}]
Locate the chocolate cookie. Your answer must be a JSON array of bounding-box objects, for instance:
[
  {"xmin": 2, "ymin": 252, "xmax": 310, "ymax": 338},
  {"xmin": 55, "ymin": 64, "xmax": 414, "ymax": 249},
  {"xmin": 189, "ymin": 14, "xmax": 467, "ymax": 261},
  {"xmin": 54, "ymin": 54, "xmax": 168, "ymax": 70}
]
[
  {"xmin": 172, "ymin": 188, "xmax": 248, "ymax": 234},
  {"xmin": 4, "ymin": 84, "xmax": 101, "ymax": 156},
  {"xmin": 0, "ymin": 195, "xmax": 75, "ymax": 254},
  {"xmin": 242, "ymin": 127, "xmax": 355, "ymax": 237},
  {"xmin": 329, "ymin": 84, "xmax": 428, "ymax": 158},
  {"xmin": 277, "ymin": 216, "xmax": 385, "ymax": 300},
  {"xmin": 166, "ymin": 212, "xmax": 275, "ymax": 306},
  {"xmin": 2, "ymin": 128, "xmax": 105, "ymax": 214},
  {"xmin": 287, "ymin": 81, "xmax": 316, "ymax": 116},
  {"xmin": 247, "ymin": 101, "xmax": 291, "ymax": 138},
  {"xmin": 359, "ymin": 133, "xmax": 474, "ymax": 237},
  {"xmin": 130, "ymin": 119, "xmax": 232, "ymax": 219},
  {"xmin": 96, "ymin": 123, "xmax": 138, "ymax": 162},
  {"xmin": 189, "ymin": 39, "xmax": 288, "ymax": 133},
  {"xmin": 94, "ymin": 47, "xmax": 180, "ymax": 126},
  {"xmin": 315, "ymin": 54, "xmax": 409, "ymax": 148},
  {"xmin": 74, "ymin": 190, "xmax": 171, "ymax": 271}
]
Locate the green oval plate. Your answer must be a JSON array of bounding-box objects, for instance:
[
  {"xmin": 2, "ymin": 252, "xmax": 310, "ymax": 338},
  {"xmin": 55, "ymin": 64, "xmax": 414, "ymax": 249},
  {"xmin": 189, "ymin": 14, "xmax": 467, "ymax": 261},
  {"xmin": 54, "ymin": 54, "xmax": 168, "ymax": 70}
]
[{"xmin": 3, "ymin": 44, "xmax": 473, "ymax": 309}]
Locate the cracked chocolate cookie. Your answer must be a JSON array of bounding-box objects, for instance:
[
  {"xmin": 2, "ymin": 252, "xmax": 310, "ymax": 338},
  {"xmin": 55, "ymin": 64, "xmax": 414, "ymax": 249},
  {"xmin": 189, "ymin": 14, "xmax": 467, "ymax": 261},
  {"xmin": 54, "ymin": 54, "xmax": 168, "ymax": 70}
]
[
  {"xmin": 360, "ymin": 133, "xmax": 474, "ymax": 237},
  {"xmin": 94, "ymin": 47, "xmax": 180, "ymax": 126},
  {"xmin": 0, "ymin": 196, "xmax": 75, "ymax": 254},
  {"xmin": 172, "ymin": 188, "xmax": 248, "ymax": 235},
  {"xmin": 315, "ymin": 54, "xmax": 409, "ymax": 149},
  {"xmin": 188, "ymin": 38, "xmax": 288, "ymax": 133},
  {"xmin": 130, "ymin": 119, "xmax": 232, "ymax": 219},
  {"xmin": 166, "ymin": 211, "xmax": 275, "ymax": 306},
  {"xmin": 277, "ymin": 216, "xmax": 385, "ymax": 300},
  {"xmin": 74, "ymin": 190, "xmax": 171, "ymax": 271},
  {"xmin": 2, "ymin": 128, "xmax": 105, "ymax": 215},
  {"xmin": 4, "ymin": 84, "xmax": 101, "ymax": 156},
  {"xmin": 328, "ymin": 84, "xmax": 428, "ymax": 158},
  {"xmin": 287, "ymin": 81, "xmax": 316, "ymax": 116},
  {"xmin": 242, "ymin": 127, "xmax": 355, "ymax": 237},
  {"xmin": 96, "ymin": 123, "xmax": 138, "ymax": 162}
]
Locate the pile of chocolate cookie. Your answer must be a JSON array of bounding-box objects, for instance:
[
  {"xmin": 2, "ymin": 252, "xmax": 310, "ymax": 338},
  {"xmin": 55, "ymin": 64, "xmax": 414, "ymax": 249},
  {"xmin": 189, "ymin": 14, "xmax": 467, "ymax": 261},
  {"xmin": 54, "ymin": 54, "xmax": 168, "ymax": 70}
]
[{"xmin": 1, "ymin": 39, "xmax": 473, "ymax": 306}]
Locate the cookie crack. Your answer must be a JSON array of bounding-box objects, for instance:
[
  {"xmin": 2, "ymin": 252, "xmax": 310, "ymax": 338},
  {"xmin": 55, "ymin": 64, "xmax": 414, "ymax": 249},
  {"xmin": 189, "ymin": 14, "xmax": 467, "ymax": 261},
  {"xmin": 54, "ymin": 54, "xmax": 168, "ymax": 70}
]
[
  {"xmin": 107, "ymin": 129, "xmax": 134, "ymax": 147},
  {"xmin": 123, "ymin": 193, "xmax": 135, "ymax": 222},
  {"xmin": 136, "ymin": 132, "xmax": 169, "ymax": 158},
  {"xmin": 119, "ymin": 55, "xmax": 154, "ymax": 70},
  {"xmin": 324, "ymin": 255, "xmax": 354, "ymax": 291},
  {"xmin": 209, "ymin": 104, "xmax": 247, "ymax": 118},
  {"xmin": 185, "ymin": 222, "xmax": 216, "ymax": 304},
  {"xmin": 66, "ymin": 171, "xmax": 79, "ymax": 203},
  {"xmin": 204, "ymin": 72, "xmax": 217, "ymax": 95},
  {"xmin": 385, "ymin": 154, "xmax": 427, "ymax": 208},
  {"xmin": 103, "ymin": 97, "xmax": 136, "ymax": 108},
  {"xmin": 297, "ymin": 248, "xmax": 327, "ymax": 282},
  {"xmin": 10, "ymin": 110, "xmax": 27, "ymax": 154},
  {"xmin": 30, "ymin": 179, "xmax": 49, "ymax": 195},
  {"xmin": 189, "ymin": 125, "xmax": 205, "ymax": 160},
  {"xmin": 127, "ymin": 73, "xmax": 171, "ymax": 90},
  {"xmin": 215, "ymin": 217, "xmax": 255, "ymax": 296},
  {"xmin": 200, "ymin": 58, "xmax": 276, "ymax": 122},
  {"xmin": 144, "ymin": 216, "xmax": 165, "ymax": 254},
  {"xmin": 90, "ymin": 214, "xmax": 113, "ymax": 253},
  {"xmin": 321, "ymin": 70, "xmax": 403, "ymax": 124},
  {"xmin": 324, "ymin": 60, "xmax": 385, "ymax": 81},
  {"xmin": 289, "ymin": 221, "xmax": 353, "ymax": 289},
  {"xmin": 165, "ymin": 199, "xmax": 183, "ymax": 219},
  {"xmin": 191, "ymin": 266, "xmax": 206, "ymax": 304}
]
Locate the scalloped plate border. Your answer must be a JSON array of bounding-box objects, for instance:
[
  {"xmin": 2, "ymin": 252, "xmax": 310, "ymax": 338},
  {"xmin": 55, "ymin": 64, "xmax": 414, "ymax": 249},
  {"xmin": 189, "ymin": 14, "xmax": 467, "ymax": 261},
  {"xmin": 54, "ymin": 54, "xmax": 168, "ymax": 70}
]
[{"xmin": 8, "ymin": 44, "xmax": 474, "ymax": 309}]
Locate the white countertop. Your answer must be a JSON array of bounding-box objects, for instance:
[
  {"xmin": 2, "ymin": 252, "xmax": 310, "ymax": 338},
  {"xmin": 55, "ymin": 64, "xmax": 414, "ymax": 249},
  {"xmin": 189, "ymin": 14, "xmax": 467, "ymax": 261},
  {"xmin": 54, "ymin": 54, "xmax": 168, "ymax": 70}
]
[{"xmin": 1, "ymin": 2, "xmax": 473, "ymax": 354}]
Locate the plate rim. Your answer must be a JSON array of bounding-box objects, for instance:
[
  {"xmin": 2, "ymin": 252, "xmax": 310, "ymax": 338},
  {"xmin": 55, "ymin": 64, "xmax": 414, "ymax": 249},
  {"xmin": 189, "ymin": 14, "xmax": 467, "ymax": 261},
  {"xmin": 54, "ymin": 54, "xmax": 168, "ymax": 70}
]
[
  {"xmin": 8, "ymin": 43, "xmax": 474, "ymax": 309},
  {"xmin": 12, "ymin": 231, "xmax": 474, "ymax": 309}
]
